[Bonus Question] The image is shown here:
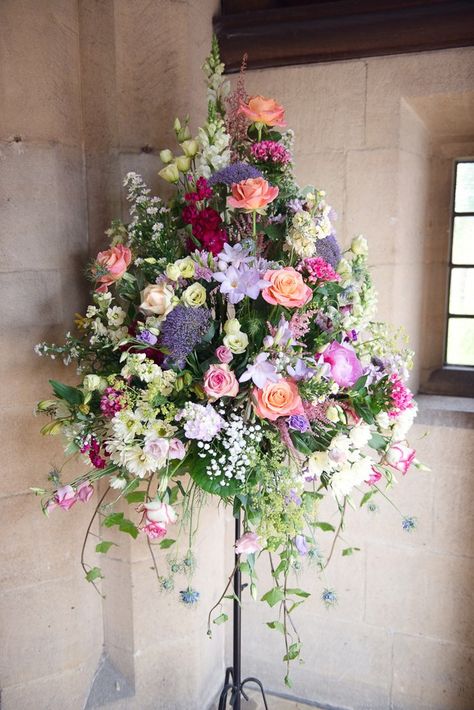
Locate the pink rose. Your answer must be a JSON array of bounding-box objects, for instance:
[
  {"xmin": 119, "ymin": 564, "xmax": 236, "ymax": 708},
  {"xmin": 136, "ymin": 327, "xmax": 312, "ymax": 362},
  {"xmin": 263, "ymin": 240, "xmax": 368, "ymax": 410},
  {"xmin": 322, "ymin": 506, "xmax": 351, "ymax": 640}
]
[
  {"xmin": 143, "ymin": 522, "xmax": 167, "ymax": 540},
  {"xmin": 238, "ymin": 96, "xmax": 286, "ymax": 127},
  {"xmin": 95, "ymin": 244, "xmax": 132, "ymax": 293},
  {"xmin": 322, "ymin": 341, "xmax": 363, "ymax": 388},
  {"xmin": 386, "ymin": 443, "xmax": 416, "ymax": 475},
  {"xmin": 203, "ymin": 364, "xmax": 239, "ymax": 400},
  {"xmin": 262, "ymin": 267, "xmax": 312, "ymax": 309},
  {"xmin": 76, "ymin": 481, "xmax": 94, "ymax": 503},
  {"xmin": 215, "ymin": 346, "xmax": 233, "ymax": 364},
  {"xmin": 235, "ymin": 532, "xmax": 262, "ymax": 555},
  {"xmin": 143, "ymin": 501, "xmax": 177, "ymax": 525},
  {"xmin": 228, "ymin": 177, "xmax": 279, "ymax": 212},
  {"xmin": 253, "ymin": 378, "xmax": 304, "ymax": 421},
  {"xmin": 365, "ymin": 467, "xmax": 382, "ymax": 486},
  {"xmin": 54, "ymin": 485, "xmax": 77, "ymax": 511},
  {"xmin": 169, "ymin": 438, "xmax": 186, "ymax": 460}
]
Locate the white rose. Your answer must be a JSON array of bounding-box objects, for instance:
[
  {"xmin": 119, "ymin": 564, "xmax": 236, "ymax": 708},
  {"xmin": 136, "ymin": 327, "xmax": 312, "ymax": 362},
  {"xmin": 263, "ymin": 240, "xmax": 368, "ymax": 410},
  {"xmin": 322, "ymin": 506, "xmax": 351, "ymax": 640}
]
[
  {"xmin": 182, "ymin": 283, "xmax": 206, "ymax": 307},
  {"xmin": 140, "ymin": 283, "xmax": 175, "ymax": 316}
]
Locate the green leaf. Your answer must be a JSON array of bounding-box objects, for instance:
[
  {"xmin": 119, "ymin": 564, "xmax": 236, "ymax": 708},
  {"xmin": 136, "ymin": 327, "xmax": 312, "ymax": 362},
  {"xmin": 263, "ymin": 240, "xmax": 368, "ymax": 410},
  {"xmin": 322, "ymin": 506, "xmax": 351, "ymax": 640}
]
[
  {"xmin": 288, "ymin": 600, "xmax": 306, "ymax": 614},
  {"xmin": 266, "ymin": 620, "xmax": 285, "ymax": 634},
  {"xmin": 95, "ymin": 541, "xmax": 117, "ymax": 554},
  {"xmin": 159, "ymin": 538, "xmax": 176, "ymax": 549},
  {"xmin": 283, "ymin": 642, "xmax": 301, "ymax": 661},
  {"xmin": 49, "ymin": 379, "xmax": 83, "ymax": 405},
  {"xmin": 285, "ymin": 588, "xmax": 310, "ymax": 598},
  {"xmin": 250, "ymin": 582, "xmax": 258, "ymax": 600},
  {"xmin": 125, "ymin": 490, "xmax": 146, "ymax": 503},
  {"xmin": 360, "ymin": 490, "xmax": 376, "ymax": 508},
  {"xmin": 261, "ymin": 587, "xmax": 285, "ymax": 607},
  {"xmin": 86, "ymin": 566, "xmax": 103, "ymax": 582},
  {"xmin": 119, "ymin": 518, "xmax": 139, "ymax": 539},
  {"xmin": 369, "ymin": 432, "xmax": 388, "ymax": 451},
  {"xmin": 284, "ymin": 674, "xmax": 292, "ymax": 689},
  {"xmin": 239, "ymin": 561, "xmax": 250, "ymax": 575},
  {"xmin": 272, "ymin": 559, "xmax": 289, "ymax": 577},
  {"xmin": 103, "ymin": 512, "xmax": 124, "ymax": 528},
  {"xmin": 314, "ymin": 521, "xmax": 336, "ymax": 532},
  {"xmin": 342, "ymin": 547, "xmax": 360, "ymax": 556},
  {"xmin": 213, "ymin": 613, "xmax": 229, "ymax": 625}
]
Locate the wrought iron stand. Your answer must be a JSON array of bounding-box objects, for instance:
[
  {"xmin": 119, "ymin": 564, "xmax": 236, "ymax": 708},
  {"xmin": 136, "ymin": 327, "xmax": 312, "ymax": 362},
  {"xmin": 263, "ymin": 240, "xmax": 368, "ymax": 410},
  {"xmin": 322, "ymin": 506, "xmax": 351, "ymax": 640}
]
[{"xmin": 217, "ymin": 512, "xmax": 269, "ymax": 710}]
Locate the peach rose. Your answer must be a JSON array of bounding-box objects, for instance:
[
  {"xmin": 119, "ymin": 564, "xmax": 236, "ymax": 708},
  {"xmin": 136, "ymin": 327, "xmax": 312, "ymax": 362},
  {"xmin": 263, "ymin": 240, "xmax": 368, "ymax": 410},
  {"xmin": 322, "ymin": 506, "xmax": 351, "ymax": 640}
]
[
  {"xmin": 203, "ymin": 364, "xmax": 239, "ymax": 400},
  {"xmin": 239, "ymin": 96, "xmax": 286, "ymax": 128},
  {"xmin": 227, "ymin": 177, "xmax": 279, "ymax": 212},
  {"xmin": 139, "ymin": 283, "xmax": 174, "ymax": 316},
  {"xmin": 262, "ymin": 267, "xmax": 312, "ymax": 308},
  {"xmin": 253, "ymin": 378, "xmax": 304, "ymax": 421},
  {"xmin": 95, "ymin": 244, "xmax": 132, "ymax": 293}
]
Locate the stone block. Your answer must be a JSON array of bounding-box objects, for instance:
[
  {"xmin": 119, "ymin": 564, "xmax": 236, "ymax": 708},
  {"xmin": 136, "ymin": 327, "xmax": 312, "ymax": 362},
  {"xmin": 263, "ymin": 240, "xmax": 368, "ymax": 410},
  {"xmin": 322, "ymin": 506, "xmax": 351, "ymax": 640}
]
[
  {"xmin": 0, "ymin": 491, "xmax": 100, "ymax": 590},
  {"xmin": 0, "ymin": 661, "xmax": 98, "ymax": 710},
  {"xmin": 0, "ymin": 0, "xmax": 82, "ymax": 144},
  {"xmin": 345, "ymin": 149, "xmax": 399, "ymax": 266},
  {"xmin": 365, "ymin": 48, "xmax": 474, "ymax": 149},
  {"xmin": 0, "ymin": 269, "xmax": 63, "ymax": 329},
  {"xmin": 0, "ymin": 571, "xmax": 102, "ymax": 687},
  {"xmin": 365, "ymin": 542, "xmax": 474, "ymax": 647},
  {"xmin": 392, "ymin": 633, "xmax": 474, "ymax": 710},
  {"xmin": 246, "ymin": 60, "xmax": 367, "ymax": 154},
  {"xmin": 241, "ymin": 612, "xmax": 392, "ymax": 710},
  {"xmin": 0, "ymin": 143, "xmax": 88, "ymax": 273}
]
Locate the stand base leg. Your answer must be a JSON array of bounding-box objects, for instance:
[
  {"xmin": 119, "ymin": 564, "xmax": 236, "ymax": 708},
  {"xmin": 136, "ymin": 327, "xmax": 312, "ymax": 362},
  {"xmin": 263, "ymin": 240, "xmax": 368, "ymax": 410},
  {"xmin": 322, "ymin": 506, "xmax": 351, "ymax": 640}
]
[{"xmin": 217, "ymin": 669, "xmax": 269, "ymax": 709}]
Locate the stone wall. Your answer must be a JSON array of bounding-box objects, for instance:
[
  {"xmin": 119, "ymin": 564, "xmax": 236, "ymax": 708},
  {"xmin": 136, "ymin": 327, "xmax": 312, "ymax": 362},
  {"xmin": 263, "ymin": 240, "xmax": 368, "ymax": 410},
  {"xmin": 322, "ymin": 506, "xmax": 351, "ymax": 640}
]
[{"xmin": 1, "ymin": 1, "xmax": 474, "ymax": 709}]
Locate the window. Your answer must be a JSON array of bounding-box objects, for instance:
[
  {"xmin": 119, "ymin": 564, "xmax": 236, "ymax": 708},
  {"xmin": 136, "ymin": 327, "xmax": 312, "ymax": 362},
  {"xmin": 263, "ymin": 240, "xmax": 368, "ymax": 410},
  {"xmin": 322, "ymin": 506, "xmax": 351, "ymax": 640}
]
[{"xmin": 445, "ymin": 161, "xmax": 474, "ymax": 367}]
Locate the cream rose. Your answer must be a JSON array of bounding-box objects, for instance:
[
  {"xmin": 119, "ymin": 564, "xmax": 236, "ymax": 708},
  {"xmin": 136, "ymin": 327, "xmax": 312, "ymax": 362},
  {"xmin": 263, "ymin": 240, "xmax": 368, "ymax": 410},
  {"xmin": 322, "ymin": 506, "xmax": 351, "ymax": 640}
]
[{"xmin": 140, "ymin": 283, "xmax": 175, "ymax": 316}]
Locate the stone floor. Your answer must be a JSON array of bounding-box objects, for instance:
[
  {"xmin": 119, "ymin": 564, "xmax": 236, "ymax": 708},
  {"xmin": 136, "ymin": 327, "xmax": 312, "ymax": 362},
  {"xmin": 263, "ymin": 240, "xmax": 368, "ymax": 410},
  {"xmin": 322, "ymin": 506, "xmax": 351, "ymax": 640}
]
[{"xmin": 227, "ymin": 689, "xmax": 323, "ymax": 709}]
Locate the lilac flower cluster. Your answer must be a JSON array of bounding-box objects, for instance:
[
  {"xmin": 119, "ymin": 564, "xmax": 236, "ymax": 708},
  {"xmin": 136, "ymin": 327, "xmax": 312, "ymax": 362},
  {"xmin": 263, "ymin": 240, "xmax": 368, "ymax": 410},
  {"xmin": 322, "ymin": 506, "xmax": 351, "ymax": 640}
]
[{"xmin": 314, "ymin": 234, "xmax": 341, "ymax": 268}]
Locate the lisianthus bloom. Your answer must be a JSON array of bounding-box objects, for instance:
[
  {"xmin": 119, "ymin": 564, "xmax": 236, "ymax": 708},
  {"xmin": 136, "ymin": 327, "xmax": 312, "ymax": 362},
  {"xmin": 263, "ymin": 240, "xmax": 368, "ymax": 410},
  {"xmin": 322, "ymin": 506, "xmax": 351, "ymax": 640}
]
[
  {"xmin": 203, "ymin": 364, "xmax": 239, "ymax": 400},
  {"xmin": 386, "ymin": 443, "xmax": 416, "ymax": 475},
  {"xmin": 239, "ymin": 96, "xmax": 286, "ymax": 128},
  {"xmin": 227, "ymin": 177, "xmax": 279, "ymax": 212},
  {"xmin": 262, "ymin": 267, "xmax": 312, "ymax": 308},
  {"xmin": 365, "ymin": 467, "xmax": 382, "ymax": 485},
  {"xmin": 253, "ymin": 378, "xmax": 304, "ymax": 421},
  {"xmin": 76, "ymin": 481, "xmax": 94, "ymax": 503},
  {"xmin": 322, "ymin": 341, "xmax": 363, "ymax": 388},
  {"xmin": 235, "ymin": 531, "xmax": 262, "ymax": 555},
  {"xmin": 143, "ymin": 500, "xmax": 177, "ymax": 525},
  {"xmin": 52, "ymin": 485, "xmax": 77, "ymax": 511},
  {"xmin": 143, "ymin": 521, "xmax": 167, "ymax": 540},
  {"xmin": 94, "ymin": 244, "xmax": 132, "ymax": 293}
]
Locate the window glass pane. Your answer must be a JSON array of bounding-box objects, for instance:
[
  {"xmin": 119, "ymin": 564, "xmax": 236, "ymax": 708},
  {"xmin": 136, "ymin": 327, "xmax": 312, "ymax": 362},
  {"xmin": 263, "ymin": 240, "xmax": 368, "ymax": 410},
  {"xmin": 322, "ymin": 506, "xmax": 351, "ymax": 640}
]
[
  {"xmin": 452, "ymin": 216, "xmax": 474, "ymax": 264},
  {"xmin": 455, "ymin": 162, "xmax": 474, "ymax": 213},
  {"xmin": 446, "ymin": 318, "xmax": 474, "ymax": 366},
  {"xmin": 449, "ymin": 268, "xmax": 474, "ymax": 315}
]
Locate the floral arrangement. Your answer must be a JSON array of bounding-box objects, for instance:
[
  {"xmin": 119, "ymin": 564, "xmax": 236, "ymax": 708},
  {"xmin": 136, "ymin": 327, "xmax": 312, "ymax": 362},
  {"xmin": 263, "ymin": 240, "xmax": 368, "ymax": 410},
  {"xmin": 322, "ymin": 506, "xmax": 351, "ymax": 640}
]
[{"xmin": 35, "ymin": 39, "xmax": 423, "ymax": 684}]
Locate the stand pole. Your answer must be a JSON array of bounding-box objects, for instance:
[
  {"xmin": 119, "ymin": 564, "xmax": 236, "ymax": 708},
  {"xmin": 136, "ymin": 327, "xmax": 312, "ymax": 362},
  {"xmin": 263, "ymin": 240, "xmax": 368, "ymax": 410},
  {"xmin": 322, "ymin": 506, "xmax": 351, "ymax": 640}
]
[{"xmin": 217, "ymin": 511, "xmax": 269, "ymax": 710}]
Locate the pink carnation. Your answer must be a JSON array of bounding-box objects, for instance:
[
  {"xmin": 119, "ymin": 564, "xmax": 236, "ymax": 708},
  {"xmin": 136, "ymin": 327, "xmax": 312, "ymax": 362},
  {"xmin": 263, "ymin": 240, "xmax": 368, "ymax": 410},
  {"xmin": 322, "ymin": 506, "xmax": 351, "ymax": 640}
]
[
  {"xmin": 298, "ymin": 257, "xmax": 340, "ymax": 284},
  {"xmin": 388, "ymin": 373, "xmax": 414, "ymax": 418}
]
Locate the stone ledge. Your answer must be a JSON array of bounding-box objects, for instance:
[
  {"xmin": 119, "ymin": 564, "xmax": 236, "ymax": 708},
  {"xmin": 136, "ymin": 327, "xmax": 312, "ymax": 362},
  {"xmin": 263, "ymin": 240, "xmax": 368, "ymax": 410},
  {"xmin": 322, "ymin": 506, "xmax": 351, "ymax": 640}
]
[{"xmin": 416, "ymin": 394, "xmax": 474, "ymax": 429}]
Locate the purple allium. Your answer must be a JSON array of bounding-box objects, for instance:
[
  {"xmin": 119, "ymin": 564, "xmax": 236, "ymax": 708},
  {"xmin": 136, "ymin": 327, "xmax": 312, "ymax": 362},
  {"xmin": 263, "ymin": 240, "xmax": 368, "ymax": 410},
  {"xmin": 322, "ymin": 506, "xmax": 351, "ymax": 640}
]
[
  {"xmin": 208, "ymin": 162, "xmax": 263, "ymax": 187},
  {"xmin": 315, "ymin": 234, "xmax": 341, "ymax": 268},
  {"xmin": 137, "ymin": 329, "xmax": 157, "ymax": 345},
  {"xmin": 288, "ymin": 414, "xmax": 310, "ymax": 433},
  {"xmin": 159, "ymin": 306, "xmax": 211, "ymax": 364},
  {"xmin": 294, "ymin": 534, "xmax": 308, "ymax": 555}
]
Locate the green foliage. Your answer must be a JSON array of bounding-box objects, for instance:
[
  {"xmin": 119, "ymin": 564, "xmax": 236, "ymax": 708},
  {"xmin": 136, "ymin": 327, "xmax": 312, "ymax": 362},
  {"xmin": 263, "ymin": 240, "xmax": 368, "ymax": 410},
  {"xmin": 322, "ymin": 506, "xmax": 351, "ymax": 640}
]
[
  {"xmin": 86, "ymin": 567, "xmax": 103, "ymax": 582},
  {"xmin": 103, "ymin": 512, "xmax": 139, "ymax": 539},
  {"xmin": 95, "ymin": 541, "xmax": 117, "ymax": 554},
  {"xmin": 261, "ymin": 587, "xmax": 285, "ymax": 607},
  {"xmin": 213, "ymin": 613, "xmax": 229, "ymax": 625},
  {"xmin": 49, "ymin": 379, "xmax": 82, "ymax": 406},
  {"xmin": 159, "ymin": 538, "xmax": 176, "ymax": 549}
]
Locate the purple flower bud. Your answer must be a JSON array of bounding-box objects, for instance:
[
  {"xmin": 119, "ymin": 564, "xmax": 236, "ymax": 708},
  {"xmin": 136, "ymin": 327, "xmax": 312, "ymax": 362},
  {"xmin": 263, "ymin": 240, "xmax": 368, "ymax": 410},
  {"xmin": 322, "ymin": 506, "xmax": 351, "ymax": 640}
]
[
  {"xmin": 294, "ymin": 534, "xmax": 308, "ymax": 556},
  {"xmin": 137, "ymin": 329, "xmax": 158, "ymax": 346},
  {"xmin": 288, "ymin": 414, "xmax": 310, "ymax": 433}
]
